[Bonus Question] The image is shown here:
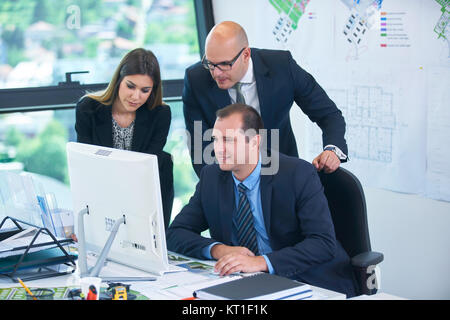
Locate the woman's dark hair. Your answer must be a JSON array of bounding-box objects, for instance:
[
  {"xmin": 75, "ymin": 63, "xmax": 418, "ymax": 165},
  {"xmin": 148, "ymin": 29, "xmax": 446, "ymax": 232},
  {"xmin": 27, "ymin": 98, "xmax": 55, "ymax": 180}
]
[{"xmin": 87, "ymin": 48, "xmax": 164, "ymax": 109}]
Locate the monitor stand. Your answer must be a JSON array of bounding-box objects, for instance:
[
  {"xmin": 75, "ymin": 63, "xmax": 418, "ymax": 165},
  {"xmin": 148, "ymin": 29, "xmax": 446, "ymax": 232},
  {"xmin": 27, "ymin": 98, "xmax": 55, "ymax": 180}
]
[{"xmin": 77, "ymin": 206, "xmax": 156, "ymax": 282}]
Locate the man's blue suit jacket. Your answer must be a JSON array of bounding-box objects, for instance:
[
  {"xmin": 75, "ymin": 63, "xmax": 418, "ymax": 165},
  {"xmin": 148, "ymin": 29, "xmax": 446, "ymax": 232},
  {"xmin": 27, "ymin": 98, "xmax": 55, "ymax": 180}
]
[
  {"xmin": 183, "ymin": 48, "xmax": 348, "ymax": 177},
  {"xmin": 167, "ymin": 153, "xmax": 357, "ymax": 297}
]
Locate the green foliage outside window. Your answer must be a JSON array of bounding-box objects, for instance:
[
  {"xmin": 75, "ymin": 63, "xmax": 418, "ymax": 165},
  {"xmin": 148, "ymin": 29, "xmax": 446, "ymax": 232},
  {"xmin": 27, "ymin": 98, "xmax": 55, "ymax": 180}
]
[{"xmin": 5, "ymin": 120, "xmax": 69, "ymax": 184}]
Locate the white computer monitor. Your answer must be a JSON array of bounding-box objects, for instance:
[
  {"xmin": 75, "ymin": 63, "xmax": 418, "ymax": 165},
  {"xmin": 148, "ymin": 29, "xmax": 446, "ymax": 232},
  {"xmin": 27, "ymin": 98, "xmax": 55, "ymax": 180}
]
[{"xmin": 66, "ymin": 142, "xmax": 179, "ymax": 276}]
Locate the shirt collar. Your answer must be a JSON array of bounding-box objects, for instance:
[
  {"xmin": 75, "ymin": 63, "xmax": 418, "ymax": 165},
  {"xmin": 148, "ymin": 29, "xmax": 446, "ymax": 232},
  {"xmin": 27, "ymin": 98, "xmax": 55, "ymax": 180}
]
[
  {"xmin": 239, "ymin": 57, "xmax": 255, "ymax": 84},
  {"xmin": 232, "ymin": 155, "xmax": 261, "ymax": 191}
]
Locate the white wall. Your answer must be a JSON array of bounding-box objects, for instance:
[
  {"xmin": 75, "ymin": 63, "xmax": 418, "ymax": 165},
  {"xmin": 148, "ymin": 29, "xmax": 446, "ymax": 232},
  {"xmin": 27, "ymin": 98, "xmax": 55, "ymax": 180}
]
[
  {"xmin": 365, "ymin": 187, "xmax": 450, "ymax": 300},
  {"xmin": 290, "ymin": 107, "xmax": 450, "ymax": 300}
]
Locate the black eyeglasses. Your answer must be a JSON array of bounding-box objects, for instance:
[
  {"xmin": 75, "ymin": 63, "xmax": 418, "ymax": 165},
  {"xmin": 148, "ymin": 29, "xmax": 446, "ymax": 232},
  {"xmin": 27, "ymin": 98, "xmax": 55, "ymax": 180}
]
[{"xmin": 201, "ymin": 47, "xmax": 246, "ymax": 71}]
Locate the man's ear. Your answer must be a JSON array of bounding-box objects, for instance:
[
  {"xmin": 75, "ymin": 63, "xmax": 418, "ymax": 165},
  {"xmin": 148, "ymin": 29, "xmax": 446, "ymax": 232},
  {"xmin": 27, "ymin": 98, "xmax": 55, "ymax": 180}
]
[{"xmin": 243, "ymin": 47, "xmax": 251, "ymax": 62}]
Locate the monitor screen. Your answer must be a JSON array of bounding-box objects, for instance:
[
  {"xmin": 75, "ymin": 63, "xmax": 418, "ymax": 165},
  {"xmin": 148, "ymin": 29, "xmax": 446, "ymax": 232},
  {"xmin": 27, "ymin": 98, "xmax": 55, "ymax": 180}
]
[{"xmin": 66, "ymin": 142, "xmax": 172, "ymax": 275}]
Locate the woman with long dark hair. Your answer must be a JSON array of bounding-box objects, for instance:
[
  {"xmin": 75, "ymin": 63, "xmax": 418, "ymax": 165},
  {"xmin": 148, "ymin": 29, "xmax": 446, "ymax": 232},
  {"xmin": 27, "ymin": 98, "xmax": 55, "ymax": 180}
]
[{"xmin": 75, "ymin": 48, "xmax": 173, "ymax": 229}]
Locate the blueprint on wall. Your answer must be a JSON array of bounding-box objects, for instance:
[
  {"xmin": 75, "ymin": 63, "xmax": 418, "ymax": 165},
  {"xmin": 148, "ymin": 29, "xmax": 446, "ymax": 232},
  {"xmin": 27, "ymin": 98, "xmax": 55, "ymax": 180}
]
[
  {"xmin": 214, "ymin": 0, "xmax": 450, "ymax": 201},
  {"xmin": 285, "ymin": 0, "xmax": 449, "ymax": 201}
]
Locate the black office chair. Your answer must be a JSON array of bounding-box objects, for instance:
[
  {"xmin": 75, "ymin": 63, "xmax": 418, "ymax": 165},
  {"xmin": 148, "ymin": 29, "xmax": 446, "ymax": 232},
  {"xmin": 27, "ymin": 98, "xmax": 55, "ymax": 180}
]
[{"xmin": 318, "ymin": 167, "xmax": 384, "ymax": 295}]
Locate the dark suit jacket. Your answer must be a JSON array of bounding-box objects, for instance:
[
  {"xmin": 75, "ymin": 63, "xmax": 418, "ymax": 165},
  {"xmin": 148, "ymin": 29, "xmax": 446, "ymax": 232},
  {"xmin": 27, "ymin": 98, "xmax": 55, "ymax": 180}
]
[
  {"xmin": 75, "ymin": 97, "xmax": 174, "ymax": 229},
  {"xmin": 183, "ymin": 48, "xmax": 348, "ymax": 177},
  {"xmin": 167, "ymin": 153, "xmax": 357, "ymax": 297}
]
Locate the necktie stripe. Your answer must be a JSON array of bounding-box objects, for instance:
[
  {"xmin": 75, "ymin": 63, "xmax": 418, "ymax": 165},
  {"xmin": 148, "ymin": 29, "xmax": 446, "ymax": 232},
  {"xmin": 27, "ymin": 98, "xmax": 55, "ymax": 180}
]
[
  {"xmin": 233, "ymin": 182, "xmax": 259, "ymax": 255},
  {"xmin": 235, "ymin": 199, "xmax": 251, "ymax": 228},
  {"xmin": 233, "ymin": 82, "xmax": 246, "ymax": 104},
  {"xmin": 236, "ymin": 213, "xmax": 252, "ymax": 230},
  {"xmin": 238, "ymin": 220, "xmax": 252, "ymax": 238},
  {"xmin": 236, "ymin": 200, "xmax": 250, "ymax": 219}
]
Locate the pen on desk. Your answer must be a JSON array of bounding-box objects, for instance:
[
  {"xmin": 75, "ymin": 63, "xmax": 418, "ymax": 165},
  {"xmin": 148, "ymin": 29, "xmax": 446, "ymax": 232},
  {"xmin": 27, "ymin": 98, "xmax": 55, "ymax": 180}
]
[
  {"xmin": 87, "ymin": 285, "xmax": 98, "ymax": 300},
  {"xmin": 17, "ymin": 278, "xmax": 37, "ymax": 300}
]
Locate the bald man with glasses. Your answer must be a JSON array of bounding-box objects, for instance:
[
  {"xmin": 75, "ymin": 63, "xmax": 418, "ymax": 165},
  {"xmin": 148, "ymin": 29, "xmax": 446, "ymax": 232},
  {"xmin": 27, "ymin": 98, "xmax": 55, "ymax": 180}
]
[{"xmin": 183, "ymin": 21, "xmax": 348, "ymax": 177}]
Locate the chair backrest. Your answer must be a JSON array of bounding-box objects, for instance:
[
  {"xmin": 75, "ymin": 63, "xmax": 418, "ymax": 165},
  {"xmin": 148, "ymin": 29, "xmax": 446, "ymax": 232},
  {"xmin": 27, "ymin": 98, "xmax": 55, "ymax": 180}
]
[{"xmin": 318, "ymin": 167, "xmax": 371, "ymax": 259}]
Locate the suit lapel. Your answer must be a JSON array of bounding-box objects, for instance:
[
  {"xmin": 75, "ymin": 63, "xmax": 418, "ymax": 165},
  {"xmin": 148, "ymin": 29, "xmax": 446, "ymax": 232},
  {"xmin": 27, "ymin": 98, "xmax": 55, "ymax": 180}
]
[
  {"xmin": 260, "ymin": 168, "xmax": 273, "ymax": 238},
  {"xmin": 252, "ymin": 49, "xmax": 273, "ymax": 126},
  {"xmin": 96, "ymin": 106, "xmax": 113, "ymax": 147},
  {"xmin": 218, "ymin": 171, "xmax": 235, "ymax": 244},
  {"xmin": 209, "ymin": 79, "xmax": 231, "ymax": 118},
  {"xmin": 131, "ymin": 107, "xmax": 149, "ymax": 151}
]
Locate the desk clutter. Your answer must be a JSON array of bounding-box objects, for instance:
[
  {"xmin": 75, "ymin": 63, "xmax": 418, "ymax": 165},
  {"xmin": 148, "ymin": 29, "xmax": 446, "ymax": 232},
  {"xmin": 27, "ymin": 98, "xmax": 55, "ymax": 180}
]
[
  {"xmin": 0, "ymin": 250, "xmax": 346, "ymax": 300},
  {"xmin": 0, "ymin": 171, "xmax": 347, "ymax": 301},
  {"xmin": 0, "ymin": 283, "xmax": 149, "ymax": 300},
  {"xmin": 0, "ymin": 171, "xmax": 76, "ymax": 242},
  {"xmin": 0, "ymin": 171, "xmax": 77, "ymax": 282},
  {"xmin": 68, "ymin": 282, "xmax": 144, "ymax": 300},
  {"xmin": 0, "ymin": 216, "xmax": 77, "ymax": 282}
]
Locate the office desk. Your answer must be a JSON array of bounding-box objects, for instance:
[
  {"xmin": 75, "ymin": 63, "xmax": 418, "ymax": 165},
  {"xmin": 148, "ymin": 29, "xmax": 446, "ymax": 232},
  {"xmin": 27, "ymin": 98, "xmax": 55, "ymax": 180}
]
[
  {"xmin": 0, "ymin": 252, "xmax": 346, "ymax": 300},
  {"xmin": 349, "ymin": 293, "xmax": 406, "ymax": 300}
]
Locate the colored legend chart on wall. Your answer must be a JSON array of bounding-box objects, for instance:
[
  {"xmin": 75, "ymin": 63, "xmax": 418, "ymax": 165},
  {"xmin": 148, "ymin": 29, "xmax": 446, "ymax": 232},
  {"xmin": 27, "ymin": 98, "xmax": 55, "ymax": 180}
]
[
  {"xmin": 307, "ymin": 12, "xmax": 317, "ymax": 20},
  {"xmin": 379, "ymin": 11, "xmax": 410, "ymax": 48}
]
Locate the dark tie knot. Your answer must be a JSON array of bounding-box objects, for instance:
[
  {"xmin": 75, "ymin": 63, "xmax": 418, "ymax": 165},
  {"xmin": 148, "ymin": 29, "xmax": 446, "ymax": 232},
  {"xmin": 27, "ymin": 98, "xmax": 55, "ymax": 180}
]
[
  {"xmin": 238, "ymin": 183, "xmax": 248, "ymax": 194},
  {"xmin": 233, "ymin": 82, "xmax": 243, "ymax": 90}
]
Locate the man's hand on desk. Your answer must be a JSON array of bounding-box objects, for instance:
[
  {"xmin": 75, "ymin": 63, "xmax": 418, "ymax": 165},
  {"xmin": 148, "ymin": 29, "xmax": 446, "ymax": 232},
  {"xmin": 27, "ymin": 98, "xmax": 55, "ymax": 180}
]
[
  {"xmin": 210, "ymin": 244, "xmax": 268, "ymax": 276},
  {"xmin": 210, "ymin": 244, "xmax": 254, "ymax": 259}
]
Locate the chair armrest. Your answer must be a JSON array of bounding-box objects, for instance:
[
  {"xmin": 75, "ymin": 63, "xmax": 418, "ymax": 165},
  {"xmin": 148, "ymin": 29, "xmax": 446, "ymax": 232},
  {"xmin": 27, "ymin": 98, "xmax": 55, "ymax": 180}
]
[{"xmin": 351, "ymin": 251, "xmax": 384, "ymax": 269}]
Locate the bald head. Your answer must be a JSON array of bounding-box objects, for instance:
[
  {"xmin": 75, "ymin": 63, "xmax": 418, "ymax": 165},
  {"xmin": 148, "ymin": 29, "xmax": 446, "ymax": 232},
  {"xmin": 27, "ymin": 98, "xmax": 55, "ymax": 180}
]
[
  {"xmin": 204, "ymin": 21, "xmax": 251, "ymax": 90},
  {"xmin": 206, "ymin": 21, "xmax": 249, "ymax": 54}
]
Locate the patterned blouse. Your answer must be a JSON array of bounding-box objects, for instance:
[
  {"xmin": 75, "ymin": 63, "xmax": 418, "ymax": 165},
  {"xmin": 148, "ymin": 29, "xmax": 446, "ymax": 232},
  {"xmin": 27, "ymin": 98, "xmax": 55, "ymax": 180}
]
[{"xmin": 112, "ymin": 117, "xmax": 135, "ymax": 150}]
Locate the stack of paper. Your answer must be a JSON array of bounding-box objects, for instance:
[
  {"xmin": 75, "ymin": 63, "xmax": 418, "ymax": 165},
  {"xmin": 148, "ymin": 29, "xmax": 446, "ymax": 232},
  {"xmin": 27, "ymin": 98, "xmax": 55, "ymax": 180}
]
[{"xmin": 0, "ymin": 227, "xmax": 67, "ymax": 258}]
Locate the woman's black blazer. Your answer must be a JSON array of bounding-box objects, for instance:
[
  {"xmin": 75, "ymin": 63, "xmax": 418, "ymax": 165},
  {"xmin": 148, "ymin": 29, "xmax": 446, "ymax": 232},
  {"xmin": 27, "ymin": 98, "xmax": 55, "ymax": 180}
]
[{"xmin": 75, "ymin": 97, "xmax": 174, "ymax": 229}]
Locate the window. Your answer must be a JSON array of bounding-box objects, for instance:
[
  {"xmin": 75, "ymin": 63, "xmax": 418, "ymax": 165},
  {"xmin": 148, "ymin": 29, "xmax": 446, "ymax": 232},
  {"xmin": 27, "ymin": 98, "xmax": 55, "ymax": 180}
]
[
  {"xmin": 0, "ymin": 0, "xmax": 207, "ymax": 222},
  {"xmin": 0, "ymin": 0, "xmax": 199, "ymax": 88}
]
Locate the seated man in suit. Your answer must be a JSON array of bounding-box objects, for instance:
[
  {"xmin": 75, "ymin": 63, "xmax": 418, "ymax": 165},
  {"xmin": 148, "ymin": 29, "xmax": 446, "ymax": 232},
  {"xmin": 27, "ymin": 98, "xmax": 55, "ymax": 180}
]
[{"xmin": 167, "ymin": 104, "xmax": 358, "ymax": 297}]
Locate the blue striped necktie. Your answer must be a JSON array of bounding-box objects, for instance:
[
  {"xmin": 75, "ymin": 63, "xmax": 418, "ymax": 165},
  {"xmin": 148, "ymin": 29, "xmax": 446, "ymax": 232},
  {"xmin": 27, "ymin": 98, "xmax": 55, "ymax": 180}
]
[{"xmin": 234, "ymin": 183, "xmax": 259, "ymax": 255}]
